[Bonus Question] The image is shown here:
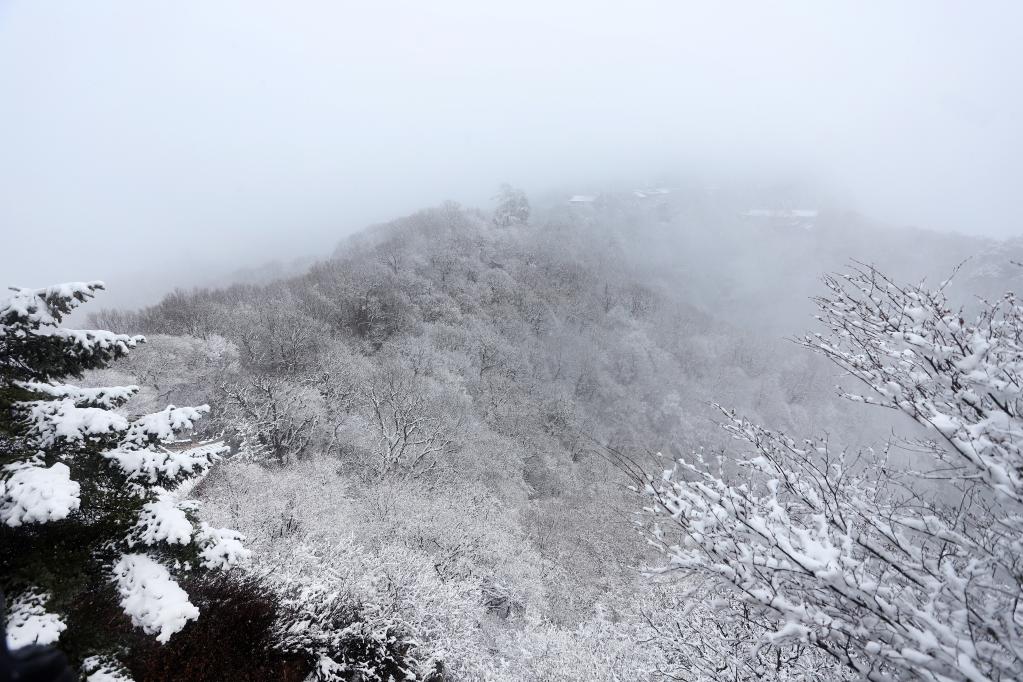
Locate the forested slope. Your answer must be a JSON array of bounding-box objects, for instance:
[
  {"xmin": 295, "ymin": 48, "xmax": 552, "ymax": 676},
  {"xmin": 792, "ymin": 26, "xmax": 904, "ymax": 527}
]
[{"xmin": 83, "ymin": 193, "xmax": 1021, "ymax": 678}]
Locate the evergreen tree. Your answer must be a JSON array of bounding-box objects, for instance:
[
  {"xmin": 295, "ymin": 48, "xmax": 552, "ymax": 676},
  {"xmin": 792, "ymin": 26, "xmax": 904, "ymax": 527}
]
[{"xmin": 0, "ymin": 282, "xmax": 248, "ymax": 676}]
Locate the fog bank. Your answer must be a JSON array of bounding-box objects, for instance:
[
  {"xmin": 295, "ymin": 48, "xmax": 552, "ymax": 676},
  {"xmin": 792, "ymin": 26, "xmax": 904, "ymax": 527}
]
[{"xmin": 2, "ymin": 1, "xmax": 1021, "ymax": 305}]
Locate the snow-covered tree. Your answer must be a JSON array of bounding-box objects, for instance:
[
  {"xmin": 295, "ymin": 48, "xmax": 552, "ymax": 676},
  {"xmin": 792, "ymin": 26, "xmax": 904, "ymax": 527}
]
[
  {"xmin": 640, "ymin": 264, "xmax": 1023, "ymax": 680},
  {"xmin": 359, "ymin": 364, "xmax": 462, "ymax": 479},
  {"xmin": 492, "ymin": 184, "xmax": 530, "ymax": 227},
  {"xmin": 220, "ymin": 373, "xmax": 320, "ymax": 466},
  {"xmin": 0, "ymin": 282, "xmax": 248, "ymax": 669}
]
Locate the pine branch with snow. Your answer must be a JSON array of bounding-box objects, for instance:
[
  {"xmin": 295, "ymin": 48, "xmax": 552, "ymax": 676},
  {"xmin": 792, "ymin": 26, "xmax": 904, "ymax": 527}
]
[{"xmin": 0, "ymin": 282, "xmax": 249, "ymax": 674}]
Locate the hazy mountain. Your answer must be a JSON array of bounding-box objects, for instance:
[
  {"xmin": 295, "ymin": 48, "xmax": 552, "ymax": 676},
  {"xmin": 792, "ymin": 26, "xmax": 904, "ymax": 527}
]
[{"xmin": 71, "ymin": 188, "xmax": 1021, "ymax": 678}]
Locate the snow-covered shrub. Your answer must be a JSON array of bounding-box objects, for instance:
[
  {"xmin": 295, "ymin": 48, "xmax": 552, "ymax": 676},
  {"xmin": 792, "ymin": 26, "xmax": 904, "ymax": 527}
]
[
  {"xmin": 0, "ymin": 282, "xmax": 249, "ymax": 673},
  {"xmin": 195, "ymin": 457, "xmax": 554, "ymax": 678},
  {"xmin": 273, "ymin": 576, "xmax": 443, "ymax": 682},
  {"xmin": 484, "ymin": 610, "xmax": 662, "ymax": 682},
  {"xmin": 640, "ymin": 265, "xmax": 1023, "ymax": 680}
]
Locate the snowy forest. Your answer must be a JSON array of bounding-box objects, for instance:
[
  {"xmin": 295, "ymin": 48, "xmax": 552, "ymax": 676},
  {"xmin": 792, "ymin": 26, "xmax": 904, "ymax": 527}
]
[
  {"xmin": 4, "ymin": 188, "xmax": 1023, "ymax": 680},
  {"xmin": 3, "ymin": 2, "xmax": 1023, "ymax": 681}
]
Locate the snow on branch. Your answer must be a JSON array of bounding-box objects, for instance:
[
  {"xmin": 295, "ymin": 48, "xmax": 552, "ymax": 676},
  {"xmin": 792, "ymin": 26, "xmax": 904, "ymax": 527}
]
[
  {"xmin": 3, "ymin": 590, "xmax": 66, "ymax": 649},
  {"xmin": 130, "ymin": 495, "xmax": 195, "ymax": 547},
  {"xmin": 104, "ymin": 442, "xmax": 225, "ymax": 487},
  {"xmin": 19, "ymin": 399, "xmax": 130, "ymax": 447},
  {"xmin": 0, "ymin": 281, "xmax": 107, "ymax": 327},
  {"xmin": 35, "ymin": 326, "xmax": 144, "ymax": 357},
  {"xmin": 123, "ymin": 405, "xmax": 212, "ymax": 446},
  {"xmin": 0, "ymin": 463, "xmax": 81, "ymax": 527},
  {"xmin": 112, "ymin": 553, "xmax": 199, "ymax": 644},
  {"xmin": 14, "ymin": 381, "xmax": 139, "ymax": 409},
  {"xmin": 801, "ymin": 263, "xmax": 1023, "ymax": 503},
  {"xmin": 644, "ymin": 409, "xmax": 1023, "ymax": 679},
  {"xmin": 0, "ymin": 282, "xmax": 144, "ymax": 383},
  {"xmin": 641, "ymin": 265, "xmax": 1023, "ymax": 680},
  {"xmin": 82, "ymin": 657, "xmax": 135, "ymax": 682}
]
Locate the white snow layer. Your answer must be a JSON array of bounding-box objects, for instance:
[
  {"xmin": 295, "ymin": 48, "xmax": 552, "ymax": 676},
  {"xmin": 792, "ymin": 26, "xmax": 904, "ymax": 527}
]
[
  {"xmin": 104, "ymin": 442, "xmax": 223, "ymax": 484},
  {"xmin": 4, "ymin": 590, "xmax": 66, "ymax": 649},
  {"xmin": 0, "ymin": 463, "xmax": 81, "ymax": 527},
  {"xmin": 0, "ymin": 281, "xmax": 104, "ymax": 327},
  {"xmin": 21, "ymin": 399, "xmax": 129, "ymax": 446},
  {"xmin": 112, "ymin": 553, "xmax": 198, "ymax": 643},
  {"xmin": 82, "ymin": 656, "xmax": 135, "ymax": 682},
  {"xmin": 196, "ymin": 523, "xmax": 251, "ymax": 569},
  {"xmin": 15, "ymin": 381, "xmax": 139, "ymax": 409},
  {"xmin": 132, "ymin": 497, "xmax": 194, "ymax": 546},
  {"xmin": 124, "ymin": 405, "xmax": 210, "ymax": 445},
  {"xmin": 86, "ymin": 669, "xmax": 135, "ymax": 682}
]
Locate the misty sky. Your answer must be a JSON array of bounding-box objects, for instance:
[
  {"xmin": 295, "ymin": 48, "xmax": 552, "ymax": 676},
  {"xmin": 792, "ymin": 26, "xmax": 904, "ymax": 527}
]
[{"xmin": 2, "ymin": 1, "xmax": 1021, "ymax": 306}]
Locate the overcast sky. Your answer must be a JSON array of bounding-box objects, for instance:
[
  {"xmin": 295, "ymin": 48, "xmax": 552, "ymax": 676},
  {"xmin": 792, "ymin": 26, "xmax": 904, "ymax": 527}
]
[{"xmin": 1, "ymin": 1, "xmax": 1021, "ymax": 306}]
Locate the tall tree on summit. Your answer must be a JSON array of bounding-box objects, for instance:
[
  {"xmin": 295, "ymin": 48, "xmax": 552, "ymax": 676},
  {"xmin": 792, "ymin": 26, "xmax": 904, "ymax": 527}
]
[{"xmin": 492, "ymin": 184, "xmax": 530, "ymax": 227}]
